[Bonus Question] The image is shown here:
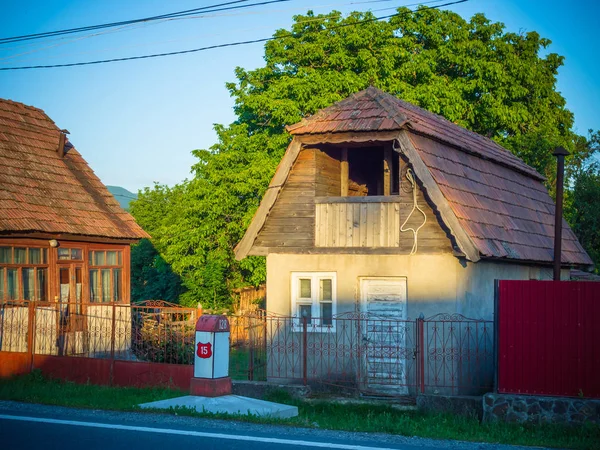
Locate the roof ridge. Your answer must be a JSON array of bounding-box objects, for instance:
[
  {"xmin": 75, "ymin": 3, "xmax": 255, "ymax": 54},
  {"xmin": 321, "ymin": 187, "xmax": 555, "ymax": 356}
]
[
  {"xmin": 385, "ymin": 95, "xmax": 541, "ymax": 177},
  {"xmin": 0, "ymin": 98, "xmax": 51, "ymax": 116},
  {"xmin": 367, "ymin": 87, "xmax": 409, "ymax": 128}
]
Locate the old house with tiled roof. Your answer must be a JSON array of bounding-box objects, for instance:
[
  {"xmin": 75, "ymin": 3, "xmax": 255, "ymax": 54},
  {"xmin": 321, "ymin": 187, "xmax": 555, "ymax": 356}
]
[
  {"xmin": 0, "ymin": 98, "xmax": 148, "ymax": 354},
  {"xmin": 235, "ymin": 87, "xmax": 592, "ymax": 392}
]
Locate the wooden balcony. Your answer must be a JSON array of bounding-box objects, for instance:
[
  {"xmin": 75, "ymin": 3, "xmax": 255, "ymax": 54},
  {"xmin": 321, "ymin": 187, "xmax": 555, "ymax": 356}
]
[{"xmin": 315, "ymin": 196, "xmax": 400, "ymax": 248}]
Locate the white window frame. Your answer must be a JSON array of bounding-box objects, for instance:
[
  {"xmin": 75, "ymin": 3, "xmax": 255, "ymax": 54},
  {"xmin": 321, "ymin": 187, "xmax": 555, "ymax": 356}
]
[{"xmin": 291, "ymin": 272, "xmax": 337, "ymax": 331}]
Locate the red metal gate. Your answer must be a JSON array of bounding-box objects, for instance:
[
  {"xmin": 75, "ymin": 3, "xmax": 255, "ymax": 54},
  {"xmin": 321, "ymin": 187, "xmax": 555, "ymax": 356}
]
[{"xmin": 497, "ymin": 280, "xmax": 600, "ymax": 399}]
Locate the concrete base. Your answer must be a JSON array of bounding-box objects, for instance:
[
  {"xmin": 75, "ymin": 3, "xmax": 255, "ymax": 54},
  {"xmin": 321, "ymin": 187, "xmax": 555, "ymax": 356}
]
[
  {"xmin": 190, "ymin": 376, "xmax": 232, "ymax": 397},
  {"xmin": 139, "ymin": 395, "xmax": 298, "ymax": 419}
]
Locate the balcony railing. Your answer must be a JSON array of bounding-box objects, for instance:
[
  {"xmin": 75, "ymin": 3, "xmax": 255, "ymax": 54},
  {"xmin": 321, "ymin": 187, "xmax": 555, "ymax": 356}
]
[{"xmin": 315, "ymin": 196, "xmax": 400, "ymax": 247}]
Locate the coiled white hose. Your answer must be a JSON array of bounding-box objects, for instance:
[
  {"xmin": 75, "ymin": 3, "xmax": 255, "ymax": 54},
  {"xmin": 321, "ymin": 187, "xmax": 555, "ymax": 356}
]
[{"xmin": 400, "ymin": 168, "xmax": 427, "ymax": 254}]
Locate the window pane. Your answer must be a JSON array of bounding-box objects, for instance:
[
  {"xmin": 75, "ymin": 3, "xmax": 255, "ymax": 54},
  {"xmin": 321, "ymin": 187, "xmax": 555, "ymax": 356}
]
[
  {"xmin": 0, "ymin": 247, "xmax": 11, "ymax": 263},
  {"xmin": 59, "ymin": 268, "xmax": 70, "ymax": 302},
  {"xmin": 71, "ymin": 248, "xmax": 82, "ymax": 260},
  {"xmin": 113, "ymin": 269, "xmax": 121, "ymax": 302},
  {"xmin": 0, "ymin": 268, "xmax": 5, "ymax": 300},
  {"xmin": 320, "ymin": 279, "xmax": 332, "ymax": 301},
  {"xmin": 29, "ymin": 248, "xmax": 41, "ymax": 264},
  {"xmin": 42, "ymin": 248, "xmax": 48, "ymax": 264},
  {"xmin": 95, "ymin": 251, "xmax": 106, "ymax": 266},
  {"xmin": 7, "ymin": 268, "xmax": 19, "ymax": 300},
  {"xmin": 22, "ymin": 268, "xmax": 34, "ymax": 300},
  {"xmin": 75, "ymin": 268, "xmax": 82, "ymax": 313},
  {"xmin": 106, "ymin": 251, "xmax": 117, "ymax": 265},
  {"xmin": 89, "ymin": 251, "xmax": 93, "ymax": 265},
  {"xmin": 58, "ymin": 248, "xmax": 70, "ymax": 260},
  {"xmin": 299, "ymin": 304, "xmax": 312, "ymax": 324},
  {"xmin": 118, "ymin": 251, "xmax": 122, "ymax": 265},
  {"xmin": 299, "ymin": 279, "xmax": 311, "ymax": 298},
  {"xmin": 101, "ymin": 269, "xmax": 111, "ymax": 302},
  {"xmin": 90, "ymin": 270, "xmax": 99, "ymax": 302},
  {"xmin": 36, "ymin": 268, "xmax": 47, "ymax": 302},
  {"xmin": 321, "ymin": 303, "xmax": 333, "ymax": 326},
  {"xmin": 14, "ymin": 248, "xmax": 26, "ymax": 264}
]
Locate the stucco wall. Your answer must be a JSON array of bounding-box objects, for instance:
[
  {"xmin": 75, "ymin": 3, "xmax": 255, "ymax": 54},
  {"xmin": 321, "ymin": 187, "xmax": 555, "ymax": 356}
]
[
  {"xmin": 266, "ymin": 253, "xmax": 564, "ymax": 320},
  {"xmin": 264, "ymin": 253, "xmax": 567, "ymax": 394}
]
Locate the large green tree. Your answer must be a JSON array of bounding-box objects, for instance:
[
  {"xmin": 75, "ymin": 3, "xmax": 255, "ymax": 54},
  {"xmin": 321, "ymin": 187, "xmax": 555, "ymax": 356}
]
[{"xmin": 131, "ymin": 7, "xmax": 598, "ymax": 307}]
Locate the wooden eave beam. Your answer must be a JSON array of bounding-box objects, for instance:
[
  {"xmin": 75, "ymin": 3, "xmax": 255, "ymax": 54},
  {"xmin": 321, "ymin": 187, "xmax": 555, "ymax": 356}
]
[
  {"xmin": 0, "ymin": 232, "xmax": 141, "ymax": 245},
  {"xmin": 234, "ymin": 138, "xmax": 304, "ymax": 260},
  {"xmin": 395, "ymin": 130, "xmax": 481, "ymax": 262},
  {"xmin": 295, "ymin": 131, "xmax": 399, "ymax": 146}
]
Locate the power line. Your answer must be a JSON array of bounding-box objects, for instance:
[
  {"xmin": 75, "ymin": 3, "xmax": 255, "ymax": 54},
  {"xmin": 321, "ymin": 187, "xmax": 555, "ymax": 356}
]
[
  {"xmin": 112, "ymin": 193, "xmax": 138, "ymax": 200},
  {"xmin": 0, "ymin": 0, "xmax": 468, "ymax": 71},
  {"xmin": 0, "ymin": 0, "xmax": 290, "ymax": 45},
  {"xmin": 0, "ymin": 0, "xmax": 441, "ymax": 62}
]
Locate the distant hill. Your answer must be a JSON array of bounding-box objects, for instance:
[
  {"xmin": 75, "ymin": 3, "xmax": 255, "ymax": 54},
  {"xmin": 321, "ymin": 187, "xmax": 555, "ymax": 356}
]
[{"xmin": 107, "ymin": 185, "xmax": 137, "ymax": 210}]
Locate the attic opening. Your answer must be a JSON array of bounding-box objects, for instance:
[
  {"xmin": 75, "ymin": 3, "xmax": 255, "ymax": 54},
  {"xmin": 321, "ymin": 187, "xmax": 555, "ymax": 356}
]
[{"xmin": 315, "ymin": 143, "xmax": 400, "ymax": 197}]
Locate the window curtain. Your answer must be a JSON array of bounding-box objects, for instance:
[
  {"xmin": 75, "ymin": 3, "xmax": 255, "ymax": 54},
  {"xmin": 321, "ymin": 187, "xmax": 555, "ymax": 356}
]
[
  {"xmin": 101, "ymin": 269, "xmax": 110, "ymax": 303},
  {"xmin": 36, "ymin": 269, "xmax": 47, "ymax": 301},
  {"xmin": 7, "ymin": 269, "xmax": 19, "ymax": 300},
  {"xmin": 112, "ymin": 269, "xmax": 121, "ymax": 302},
  {"xmin": 22, "ymin": 268, "xmax": 34, "ymax": 301},
  {"xmin": 89, "ymin": 269, "xmax": 98, "ymax": 302}
]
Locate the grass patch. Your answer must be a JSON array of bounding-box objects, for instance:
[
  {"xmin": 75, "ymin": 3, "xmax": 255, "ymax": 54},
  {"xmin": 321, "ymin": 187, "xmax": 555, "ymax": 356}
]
[
  {"xmin": 0, "ymin": 373, "xmax": 598, "ymax": 449},
  {"xmin": 289, "ymin": 399, "xmax": 600, "ymax": 450},
  {"xmin": 0, "ymin": 370, "xmax": 182, "ymax": 410}
]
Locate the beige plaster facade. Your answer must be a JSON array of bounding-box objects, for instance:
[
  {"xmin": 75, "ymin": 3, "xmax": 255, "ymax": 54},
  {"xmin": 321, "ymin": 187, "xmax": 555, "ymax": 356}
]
[{"xmin": 266, "ymin": 253, "xmax": 566, "ymax": 320}]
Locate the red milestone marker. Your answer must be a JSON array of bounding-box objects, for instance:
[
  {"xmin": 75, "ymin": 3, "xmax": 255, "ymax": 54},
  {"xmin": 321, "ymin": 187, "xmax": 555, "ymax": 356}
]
[{"xmin": 190, "ymin": 314, "xmax": 232, "ymax": 397}]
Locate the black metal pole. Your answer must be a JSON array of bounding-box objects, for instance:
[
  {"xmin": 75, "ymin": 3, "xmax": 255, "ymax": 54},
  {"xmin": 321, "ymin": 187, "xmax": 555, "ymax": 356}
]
[{"xmin": 553, "ymin": 146, "xmax": 570, "ymax": 281}]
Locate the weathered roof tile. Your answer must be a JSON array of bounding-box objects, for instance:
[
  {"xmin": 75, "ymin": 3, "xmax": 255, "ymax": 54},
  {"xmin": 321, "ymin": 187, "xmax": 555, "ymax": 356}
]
[
  {"xmin": 0, "ymin": 98, "xmax": 149, "ymax": 240},
  {"xmin": 284, "ymin": 87, "xmax": 592, "ymax": 266}
]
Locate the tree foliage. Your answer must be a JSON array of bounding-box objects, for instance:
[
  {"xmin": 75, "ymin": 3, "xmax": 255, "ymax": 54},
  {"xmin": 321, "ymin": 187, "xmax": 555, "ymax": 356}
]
[
  {"xmin": 130, "ymin": 7, "xmax": 599, "ymax": 307},
  {"xmin": 565, "ymin": 132, "xmax": 600, "ymax": 273},
  {"xmin": 130, "ymin": 238, "xmax": 184, "ymax": 303}
]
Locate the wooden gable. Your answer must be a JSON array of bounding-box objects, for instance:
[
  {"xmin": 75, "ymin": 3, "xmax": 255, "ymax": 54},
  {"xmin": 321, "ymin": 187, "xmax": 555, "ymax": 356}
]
[
  {"xmin": 236, "ymin": 87, "xmax": 591, "ymax": 267},
  {"xmin": 248, "ymin": 142, "xmax": 454, "ymax": 256}
]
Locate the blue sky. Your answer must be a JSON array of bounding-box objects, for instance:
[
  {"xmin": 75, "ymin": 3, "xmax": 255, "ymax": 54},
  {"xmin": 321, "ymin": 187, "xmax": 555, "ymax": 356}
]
[{"xmin": 1, "ymin": 0, "xmax": 598, "ymax": 193}]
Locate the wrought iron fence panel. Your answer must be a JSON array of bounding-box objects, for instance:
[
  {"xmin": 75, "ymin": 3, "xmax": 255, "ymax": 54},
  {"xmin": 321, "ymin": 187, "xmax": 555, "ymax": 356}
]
[
  {"xmin": 129, "ymin": 303, "xmax": 197, "ymax": 365},
  {"xmin": 229, "ymin": 313, "xmax": 267, "ymax": 381},
  {"xmin": 0, "ymin": 302, "xmax": 29, "ymax": 352},
  {"xmin": 1, "ymin": 301, "xmax": 494, "ymax": 396},
  {"xmin": 422, "ymin": 314, "xmax": 494, "ymax": 395}
]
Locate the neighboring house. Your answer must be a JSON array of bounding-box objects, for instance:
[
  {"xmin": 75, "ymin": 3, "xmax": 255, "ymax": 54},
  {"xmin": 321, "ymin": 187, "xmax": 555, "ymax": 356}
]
[
  {"xmin": 0, "ymin": 99, "xmax": 149, "ymax": 354},
  {"xmin": 235, "ymin": 87, "xmax": 593, "ymax": 391}
]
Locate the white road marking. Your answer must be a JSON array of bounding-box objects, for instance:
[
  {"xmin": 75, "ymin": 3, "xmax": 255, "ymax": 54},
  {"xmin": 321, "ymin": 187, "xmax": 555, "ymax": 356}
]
[{"xmin": 0, "ymin": 414, "xmax": 398, "ymax": 450}]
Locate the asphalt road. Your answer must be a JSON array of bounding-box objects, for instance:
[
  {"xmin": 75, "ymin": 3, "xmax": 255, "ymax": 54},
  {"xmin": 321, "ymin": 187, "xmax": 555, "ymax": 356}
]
[{"xmin": 0, "ymin": 401, "xmax": 536, "ymax": 450}]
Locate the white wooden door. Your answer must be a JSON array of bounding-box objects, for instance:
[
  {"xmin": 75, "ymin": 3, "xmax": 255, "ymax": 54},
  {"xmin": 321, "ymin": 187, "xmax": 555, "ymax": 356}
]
[{"xmin": 359, "ymin": 277, "xmax": 408, "ymax": 395}]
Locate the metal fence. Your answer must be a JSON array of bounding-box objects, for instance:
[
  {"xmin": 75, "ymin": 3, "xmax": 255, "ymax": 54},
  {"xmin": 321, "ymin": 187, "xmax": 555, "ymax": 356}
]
[
  {"xmin": 0, "ymin": 300, "xmax": 197, "ymax": 363},
  {"xmin": 251, "ymin": 312, "xmax": 494, "ymax": 396},
  {"xmin": 498, "ymin": 280, "xmax": 600, "ymax": 399},
  {"xmin": 0, "ymin": 300, "xmax": 493, "ymax": 396}
]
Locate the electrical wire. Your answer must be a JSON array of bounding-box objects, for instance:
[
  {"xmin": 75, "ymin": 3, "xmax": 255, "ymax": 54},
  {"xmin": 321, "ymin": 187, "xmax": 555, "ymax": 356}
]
[
  {"xmin": 0, "ymin": 0, "xmax": 468, "ymax": 70},
  {"xmin": 0, "ymin": 0, "xmax": 449, "ymax": 62},
  {"xmin": 0, "ymin": 0, "xmax": 263, "ymax": 44}
]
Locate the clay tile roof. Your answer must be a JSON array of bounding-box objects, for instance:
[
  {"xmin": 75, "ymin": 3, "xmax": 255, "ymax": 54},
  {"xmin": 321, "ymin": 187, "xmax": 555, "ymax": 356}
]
[
  {"xmin": 0, "ymin": 98, "xmax": 149, "ymax": 240},
  {"xmin": 288, "ymin": 86, "xmax": 541, "ymax": 180},
  {"xmin": 284, "ymin": 87, "xmax": 592, "ymax": 267},
  {"xmin": 287, "ymin": 87, "xmax": 409, "ymax": 136},
  {"xmin": 411, "ymin": 133, "xmax": 592, "ymax": 266}
]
